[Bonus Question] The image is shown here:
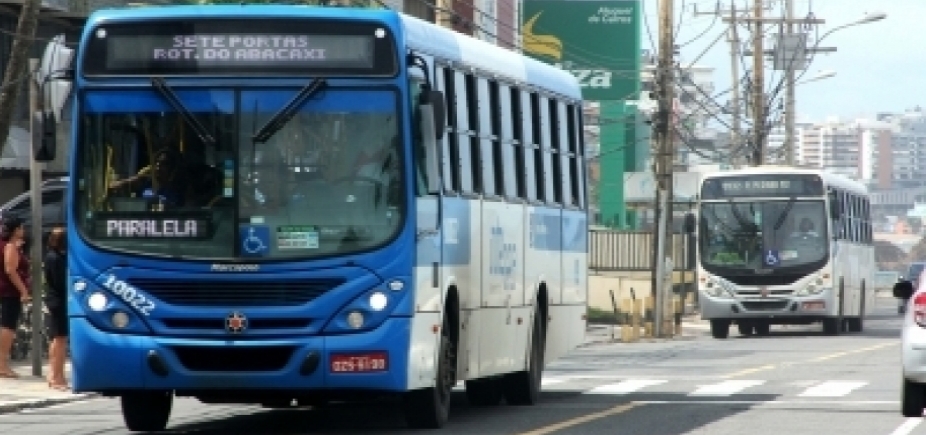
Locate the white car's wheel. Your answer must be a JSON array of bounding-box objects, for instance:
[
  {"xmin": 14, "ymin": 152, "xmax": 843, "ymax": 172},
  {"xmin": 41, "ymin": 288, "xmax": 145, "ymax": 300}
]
[{"xmin": 902, "ymin": 378, "xmax": 925, "ymax": 417}]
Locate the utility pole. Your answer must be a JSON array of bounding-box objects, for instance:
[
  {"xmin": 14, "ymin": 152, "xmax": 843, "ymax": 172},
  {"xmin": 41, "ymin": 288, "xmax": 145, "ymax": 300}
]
[
  {"xmin": 728, "ymin": 2, "xmax": 742, "ymax": 168},
  {"xmin": 784, "ymin": 0, "xmax": 796, "ymax": 166},
  {"xmin": 652, "ymin": 0, "xmax": 674, "ymax": 338},
  {"xmin": 751, "ymin": 0, "xmax": 764, "ymax": 166},
  {"xmin": 28, "ymin": 57, "xmax": 43, "ymax": 377}
]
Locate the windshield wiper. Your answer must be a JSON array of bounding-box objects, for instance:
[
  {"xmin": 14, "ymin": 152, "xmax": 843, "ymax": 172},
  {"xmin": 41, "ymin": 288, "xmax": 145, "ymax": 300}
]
[
  {"xmin": 150, "ymin": 77, "xmax": 215, "ymax": 146},
  {"xmin": 253, "ymin": 78, "xmax": 326, "ymax": 144},
  {"xmin": 772, "ymin": 196, "xmax": 797, "ymax": 231}
]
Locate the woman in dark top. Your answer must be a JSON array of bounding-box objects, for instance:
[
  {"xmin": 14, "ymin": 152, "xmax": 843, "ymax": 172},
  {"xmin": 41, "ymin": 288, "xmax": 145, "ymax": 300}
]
[
  {"xmin": 0, "ymin": 217, "xmax": 30, "ymax": 379},
  {"xmin": 44, "ymin": 227, "xmax": 68, "ymax": 390}
]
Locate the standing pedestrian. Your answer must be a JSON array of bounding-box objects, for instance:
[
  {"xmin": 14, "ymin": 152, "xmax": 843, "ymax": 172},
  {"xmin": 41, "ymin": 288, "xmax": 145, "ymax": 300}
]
[
  {"xmin": 44, "ymin": 227, "xmax": 68, "ymax": 390},
  {"xmin": 0, "ymin": 217, "xmax": 30, "ymax": 378}
]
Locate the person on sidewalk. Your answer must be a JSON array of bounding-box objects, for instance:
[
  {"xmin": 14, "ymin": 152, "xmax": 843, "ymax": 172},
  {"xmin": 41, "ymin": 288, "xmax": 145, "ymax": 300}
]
[
  {"xmin": 0, "ymin": 217, "xmax": 31, "ymax": 378},
  {"xmin": 44, "ymin": 227, "xmax": 68, "ymax": 391}
]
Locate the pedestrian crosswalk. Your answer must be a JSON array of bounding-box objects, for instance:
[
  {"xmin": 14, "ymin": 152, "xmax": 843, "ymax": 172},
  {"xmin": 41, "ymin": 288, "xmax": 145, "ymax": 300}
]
[{"xmin": 454, "ymin": 376, "xmax": 887, "ymax": 400}]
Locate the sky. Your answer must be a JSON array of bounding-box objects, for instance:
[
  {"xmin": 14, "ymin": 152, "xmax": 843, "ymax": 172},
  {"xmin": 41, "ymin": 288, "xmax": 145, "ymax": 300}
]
[{"xmin": 641, "ymin": 0, "xmax": 924, "ymax": 123}]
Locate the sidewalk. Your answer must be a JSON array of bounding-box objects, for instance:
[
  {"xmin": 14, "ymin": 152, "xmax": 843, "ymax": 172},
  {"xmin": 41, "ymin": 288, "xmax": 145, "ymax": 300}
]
[
  {"xmin": 583, "ymin": 312, "xmax": 707, "ymax": 346},
  {"xmin": 0, "ymin": 360, "xmax": 94, "ymax": 413}
]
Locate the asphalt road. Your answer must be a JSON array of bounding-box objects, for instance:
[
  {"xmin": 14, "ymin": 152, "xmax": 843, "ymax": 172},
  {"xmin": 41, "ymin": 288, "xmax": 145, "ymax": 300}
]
[{"xmin": 0, "ymin": 296, "xmax": 918, "ymax": 435}]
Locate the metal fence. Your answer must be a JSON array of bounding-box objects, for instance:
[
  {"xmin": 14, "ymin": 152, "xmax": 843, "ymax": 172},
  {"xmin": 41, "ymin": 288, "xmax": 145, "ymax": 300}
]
[{"xmin": 589, "ymin": 230, "xmax": 695, "ymax": 272}]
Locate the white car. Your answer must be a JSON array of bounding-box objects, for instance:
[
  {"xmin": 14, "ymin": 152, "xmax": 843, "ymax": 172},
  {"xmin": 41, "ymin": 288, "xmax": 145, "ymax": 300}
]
[{"xmin": 897, "ymin": 276, "xmax": 926, "ymax": 417}]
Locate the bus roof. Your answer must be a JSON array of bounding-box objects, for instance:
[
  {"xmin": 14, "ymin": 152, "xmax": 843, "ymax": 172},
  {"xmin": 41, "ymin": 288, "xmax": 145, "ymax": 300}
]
[
  {"xmin": 700, "ymin": 166, "xmax": 869, "ymax": 195},
  {"xmin": 82, "ymin": 5, "xmax": 582, "ymax": 101},
  {"xmin": 398, "ymin": 14, "xmax": 582, "ymax": 101}
]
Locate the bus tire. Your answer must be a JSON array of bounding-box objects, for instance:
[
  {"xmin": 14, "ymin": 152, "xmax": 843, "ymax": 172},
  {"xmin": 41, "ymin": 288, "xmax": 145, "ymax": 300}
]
[
  {"xmin": 503, "ymin": 305, "xmax": 545, "ymax": 406},
  {"xmin": 754, "ymin": 321, "xmax": 770, "ymax": 336},
  {"xmin": 710, "ymin": 319, "xmax": 730, "ymax": 339},
  {"xmin": 121, "ymin": 391, "xmax": 172, "ymax": 432},
  {"xmin": 737, "ymin": 321, "xmax": 753, "ymax": 336},
  {"xmin": 822, "ymin": 318, "xmax": 841, "ymax": 335},
  {"xmin": 902, "ymin": 378, "xmax": 926, "ymax": 417},
  {"xmin": 465, "ymin": 378, "xmax": 503, "ymax": 406},
  {"xmin": 402, "ymin": 312, "xmax": 456, "ymax": 428}
]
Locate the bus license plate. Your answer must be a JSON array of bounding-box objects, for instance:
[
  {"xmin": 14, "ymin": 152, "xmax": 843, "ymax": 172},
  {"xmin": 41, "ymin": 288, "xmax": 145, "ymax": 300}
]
[
  {"xmin": 802, "ymin": 301, "xmax": 825, "ymax": 310},
  {"xmin": 330, "ymin": 352, "xmax": 388, "ymax": 373}
]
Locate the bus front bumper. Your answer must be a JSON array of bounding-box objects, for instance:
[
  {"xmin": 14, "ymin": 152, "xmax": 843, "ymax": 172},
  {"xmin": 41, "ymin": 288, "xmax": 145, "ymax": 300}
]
[
  {"xmin": 69, "ymin": 316, "xmax": 412, "ymax": 394},
  {"xmin": 699, "ymin": 291, "xmax": 835, "ymax": 321}
]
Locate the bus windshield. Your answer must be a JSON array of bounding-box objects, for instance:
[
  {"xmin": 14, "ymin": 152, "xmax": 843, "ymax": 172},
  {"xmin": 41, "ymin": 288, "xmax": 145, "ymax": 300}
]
[
  {"xmin": 699, "ymin": 200, "xmax": 828, "ymax": 272},
  {"xmin": 76, "ymin": 86, "xmax": 403, "ymax": 260}
]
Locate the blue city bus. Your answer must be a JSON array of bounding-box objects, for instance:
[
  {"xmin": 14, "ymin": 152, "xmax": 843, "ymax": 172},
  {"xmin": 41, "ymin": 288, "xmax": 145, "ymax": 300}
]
[{"xmin": 46, "ymin": 4, "xmax": 588, "ymax": 432}]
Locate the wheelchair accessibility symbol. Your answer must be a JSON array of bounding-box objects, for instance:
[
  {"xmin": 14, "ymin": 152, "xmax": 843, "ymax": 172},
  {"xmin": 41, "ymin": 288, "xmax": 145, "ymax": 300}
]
[
  {"xmin": 764, "ymin": 249, "xmax": 780, "ymax": 267},
  {"xmin": 240, "ymin": 225, "xmax": 270, "ymax": 257}
]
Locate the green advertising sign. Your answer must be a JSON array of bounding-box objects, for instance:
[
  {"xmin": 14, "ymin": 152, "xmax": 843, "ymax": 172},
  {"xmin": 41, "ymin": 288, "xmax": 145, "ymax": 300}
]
[{"xmin": 521, "ymin": 0, "xmax": 640, "ymax": 101}]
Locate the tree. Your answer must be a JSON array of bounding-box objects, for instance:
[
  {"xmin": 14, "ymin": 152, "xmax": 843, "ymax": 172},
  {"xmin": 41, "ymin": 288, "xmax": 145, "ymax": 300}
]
[{"xmin": 0, "ymin": 0, "xmax": 42, "ymax": 158}]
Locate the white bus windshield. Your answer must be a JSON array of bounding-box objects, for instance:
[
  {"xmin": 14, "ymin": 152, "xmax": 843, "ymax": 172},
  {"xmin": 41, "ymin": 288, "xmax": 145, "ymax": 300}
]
[{"xmin": 699, "ymin": 200, "xmax": 828, "ymax": 272}]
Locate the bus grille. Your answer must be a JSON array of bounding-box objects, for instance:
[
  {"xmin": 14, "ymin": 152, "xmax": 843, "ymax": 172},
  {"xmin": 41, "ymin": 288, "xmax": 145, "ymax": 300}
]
[
  {"xmin": 741, "ymin": 300, "xmax": 790, "ymax": 311},
  {"xmin": 725, "ymin": 274, "xmax": 804, "ymax": 286},
  {"xmin": 169, "ymin": 345, "xmax": 295, "ymax": 372},
  {"xmin": 128, "ymin": 279, "xmax": 345, "ymax": 307}
]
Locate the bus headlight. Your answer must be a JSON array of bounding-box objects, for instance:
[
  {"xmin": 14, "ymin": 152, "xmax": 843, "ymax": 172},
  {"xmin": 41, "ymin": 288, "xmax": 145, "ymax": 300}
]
[
  {"xmin": 87, "ymin": 292, "xmax": 108, "ymax": 311},
  {"xmin": 369, "ymin": 292, "xmax": 388, "ymax": 311},
  {"xmin": 703, "ymin": 278, "xmax": 733, "ymax": 298},
  {"xmin": 111, "ymin": 311, "xmax": 130, "ymax": 328},
  {"xmin": 347, "ymin": 311, "xmax": 364, "ymax": 329},
  {"xmin": 795, "ymin": 277, "xmax": 827, "ymax": 296}
]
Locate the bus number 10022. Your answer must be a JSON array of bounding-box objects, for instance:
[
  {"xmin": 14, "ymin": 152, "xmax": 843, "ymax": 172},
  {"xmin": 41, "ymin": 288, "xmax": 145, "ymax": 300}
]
[{"xmin": 330, "ymin": 352, "xmax": 388, "ymax": 373}]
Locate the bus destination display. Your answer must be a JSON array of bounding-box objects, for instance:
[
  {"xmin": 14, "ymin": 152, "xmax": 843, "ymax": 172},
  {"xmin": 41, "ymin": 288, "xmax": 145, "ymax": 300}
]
[
  {"xmin": 701, "ymin": 175, "xmax": 824, "ymax": 199},
  {"xmin": 82, "ymin": 20, "xmax": 397, "ymax": 76},
  {"xmin": 92, "ymin": 212, "xmax": 212, "ymax": 240}
]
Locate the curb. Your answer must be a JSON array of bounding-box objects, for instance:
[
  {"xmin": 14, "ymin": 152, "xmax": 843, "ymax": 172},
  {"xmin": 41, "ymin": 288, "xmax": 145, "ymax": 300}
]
[{"xmin": 0, "ymin": 393, "xmax": 97, "ymax": 414}]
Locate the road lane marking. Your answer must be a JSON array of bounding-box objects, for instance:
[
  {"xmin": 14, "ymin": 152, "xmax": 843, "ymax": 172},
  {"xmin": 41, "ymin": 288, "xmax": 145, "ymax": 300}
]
[
  {"xmin": 586, "ymin": 380, "xmax": 667, "ymax": 395},
  {"xmin": 810, "ymin": 342, "xmax": 897, "ymax": 362},
  {"xmin": 635, "ymin": 400, "xmax": 896, "ymax": 405},
  {"xmin": 723, "ymin": 365, "xmax": 777, "ymax": 379},
  {"xmin": 724, "ymin": 341, "xmax": 898, "ymax": 378},
  {"xmin": 516, "ymin": 403, "xmax": 638, "ymax": 435},
  {"xmin": 888, "ymin": 418, "xmax": 923, "ymax": 435},
  {"xmin": 798, "ymin": 381, "xmax": 867, "ymax": 397},
  {"xmin": 689, "ymin": 380, "xmax": 765, "ymax": 396}
]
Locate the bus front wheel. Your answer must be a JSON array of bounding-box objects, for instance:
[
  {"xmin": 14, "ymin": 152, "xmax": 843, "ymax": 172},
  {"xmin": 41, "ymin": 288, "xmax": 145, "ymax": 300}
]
[
  {"xmin": 121, "ymin": 391, "xmax": 172, "ymax": 432},
  {"xmin": 710, "ymin": 320, "xmax": 730, "ymax": 339},
  {"xmin": 402, "ymin": 316, "xmax": 456, "ymax": 428}
]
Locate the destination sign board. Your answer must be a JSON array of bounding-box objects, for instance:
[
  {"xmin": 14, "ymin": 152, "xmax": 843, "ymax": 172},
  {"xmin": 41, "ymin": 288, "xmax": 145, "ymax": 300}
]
[
  {"xmin": 82, "ymin": 19, "xmax": 397, "ymax": 76},
  {"xmin": 701, "ymin": 174, "xmax": 824, "ymax": 199},
  {"xmin": 93, "ymin": 212, "xmax": 212, "ymax": 240}
]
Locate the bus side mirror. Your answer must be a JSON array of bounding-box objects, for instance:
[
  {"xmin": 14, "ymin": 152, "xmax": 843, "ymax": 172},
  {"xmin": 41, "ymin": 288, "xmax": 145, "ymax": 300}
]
[
  {"xmin": 418, "ymin": 90, "xmax": 443, "ymax": 195},
  {"xmin": 894, "ymin": 280, "xmax": 914, "ymax": 300},
  {"xmin": 683, "ymin": 212, "xmax": 696, "ymax": 234},
  {"xmin": 31, "ymin": 111, "xmax": 56, "ymax": 162}
]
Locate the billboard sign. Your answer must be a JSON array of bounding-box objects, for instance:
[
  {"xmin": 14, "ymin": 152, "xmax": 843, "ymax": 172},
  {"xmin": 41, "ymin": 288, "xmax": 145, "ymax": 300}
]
[{"xmin": 521, "ymin": 0, "xmax": 640, "ymax": 101}]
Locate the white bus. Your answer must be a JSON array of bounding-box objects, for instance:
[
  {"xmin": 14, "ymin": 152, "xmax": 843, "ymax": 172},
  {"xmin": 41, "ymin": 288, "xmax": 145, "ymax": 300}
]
[{"xmin": 689, "ymin": 167, "xmax": 875, "ymax": 338}]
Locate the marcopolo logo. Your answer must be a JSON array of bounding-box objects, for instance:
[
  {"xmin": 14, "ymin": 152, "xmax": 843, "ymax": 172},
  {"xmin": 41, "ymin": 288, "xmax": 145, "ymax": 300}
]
[{"xmin": 211, "ymin": 264, "xmax": 260, "ymax": 272}]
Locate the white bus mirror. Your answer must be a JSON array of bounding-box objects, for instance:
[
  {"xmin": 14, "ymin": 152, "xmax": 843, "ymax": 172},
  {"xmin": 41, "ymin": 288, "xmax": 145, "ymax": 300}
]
[{"xmin": 38, "ymin": 35, "xmax": 74, "ymax": 122}]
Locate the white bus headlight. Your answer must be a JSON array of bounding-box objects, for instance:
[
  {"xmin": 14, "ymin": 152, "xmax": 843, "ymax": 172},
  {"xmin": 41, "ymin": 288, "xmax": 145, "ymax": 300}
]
[
  {"xmin": 369, "ymin": 292, "xmax": 388, "ymax": 311},
  {"xmin": 87, "ymin": 292, "xmax": 108, "ymax": 311}
]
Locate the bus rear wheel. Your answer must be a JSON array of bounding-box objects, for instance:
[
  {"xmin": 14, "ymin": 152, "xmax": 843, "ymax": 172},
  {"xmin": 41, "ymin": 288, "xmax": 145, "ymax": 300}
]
[
  {"xmin": 503, "ymin": 306, "xmax": 545, "ymax": 406},
  {"xmin": 121, "ymin": 391, "xmax": 172, "ymax": 432},
  {"xmin": 402, "ymin": 316, "xmax": 456, "ymax": 428}
]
